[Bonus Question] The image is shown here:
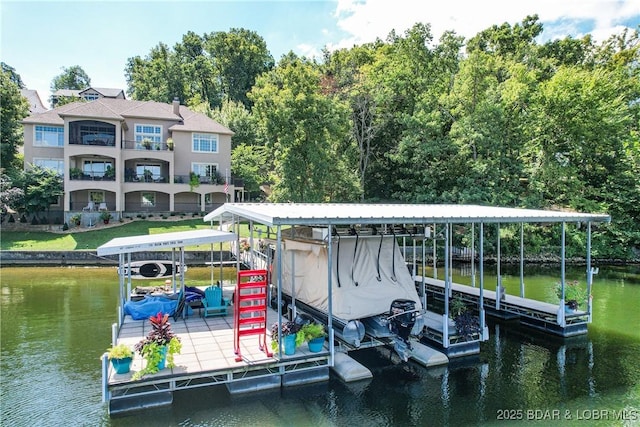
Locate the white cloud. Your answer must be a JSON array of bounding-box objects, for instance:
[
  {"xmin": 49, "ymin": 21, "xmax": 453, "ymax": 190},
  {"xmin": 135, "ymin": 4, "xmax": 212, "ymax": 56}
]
[{"xmin": 330, "ymin": 0, "xmax": 640, "ymax": 52}]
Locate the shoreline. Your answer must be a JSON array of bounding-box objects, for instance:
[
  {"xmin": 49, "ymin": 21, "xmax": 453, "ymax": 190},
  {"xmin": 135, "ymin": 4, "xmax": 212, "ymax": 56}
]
[{"xmin": 1, "ymin": 250, "xmax": 637, "ymax": 267}]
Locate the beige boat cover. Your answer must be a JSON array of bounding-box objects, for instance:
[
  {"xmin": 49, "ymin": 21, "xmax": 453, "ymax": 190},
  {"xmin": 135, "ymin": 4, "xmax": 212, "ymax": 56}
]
[{"xmin": 280, "ymin": 235, "xmax": 422, "ymax": 321}]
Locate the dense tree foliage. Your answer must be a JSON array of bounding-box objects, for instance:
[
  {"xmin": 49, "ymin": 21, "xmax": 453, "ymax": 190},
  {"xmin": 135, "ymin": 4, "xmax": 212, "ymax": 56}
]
[
  {"xmin": 6, "ymin": 17, "xmax": 636, "ymax": 258},
  {"xmin": 50, "ymin": 65, "xmax": 91, "ymax": 91},
  {"xmin": 125, "ymin": 29, "xmax": 273, "ymax": 109},
  {"xmin": 0, "ymin": 67, "xmax": 29, "ymax": 177}
]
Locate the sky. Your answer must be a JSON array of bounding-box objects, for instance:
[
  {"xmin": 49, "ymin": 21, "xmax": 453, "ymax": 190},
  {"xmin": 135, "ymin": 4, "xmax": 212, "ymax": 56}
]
[{"xmin": 2, "ymin": 0, "xmax": 639, "ymax": 106}]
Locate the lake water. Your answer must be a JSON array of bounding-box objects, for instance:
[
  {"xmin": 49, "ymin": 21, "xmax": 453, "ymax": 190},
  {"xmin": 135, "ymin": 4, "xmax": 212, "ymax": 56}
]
[{"xmin": 1, "ymin": 265, "xmax": 638, "ymax": 426}]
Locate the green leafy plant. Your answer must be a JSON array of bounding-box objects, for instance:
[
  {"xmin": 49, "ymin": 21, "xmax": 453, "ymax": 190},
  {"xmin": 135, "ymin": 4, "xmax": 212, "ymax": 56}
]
[
  {"xmin": 270, "ymin": 321, "xmax": 303, "ymax": 351},
  {"xmin": 132, "ymin": 313, "xmax": 182, "ymax": 380},
  {"xmin": 166, "ymin": 138, "xmax": 174, "ymax": 151},
  {"xmin": 107, "ymin": 343, "xmax": 133, "ymax": 360},
  {"xmin": 449, "ymin": 295, "xmax": 467, "ymax": 318},
  {"xmin": 70, "ymin": 214, "xmax": 81, "ymax": 226},
  {"xmin": 300, "ymin": 322, "xmax": 326, "ymax": 341},
  {"xmin": 100, "ymin": 211, "xmax": 112, "ymax": 222},
  {"xmin": 555, "ymin": 280, "xmax": 588, "ymax": 310}
]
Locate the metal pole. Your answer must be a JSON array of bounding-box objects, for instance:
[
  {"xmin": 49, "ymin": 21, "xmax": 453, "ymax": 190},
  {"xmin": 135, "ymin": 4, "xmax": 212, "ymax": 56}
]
[
  {"xmin": 586, "ymin": 222, "xmax": 593, "ymax": 323},
  {"xmin": 276, "ymin": 225, "xmax": 283, "ymax": 357},
  {"xmin": 479, "ymin": 222, "xmax": 486, "ymax": 340},
  {"xmin": 496, "ymin": 223, "xmax": 501, "ymax": 310},
  {"xmin": 433, "ymin": 223, "xmax": 437, "ymax": 279},
  {"xmin": 422, "ymin": 230, "xmax": 426, "ymax": 309},
  {"xmin": 471, "ymin": 223, "xmax": 475, "ymax": 287},
  {"xmin": 444, "ymin": 222, "xmax": 450, "ymax": 320},
  {"xmin": 327, "ymin": 224, "xmax": 334, "ymax": 365},
  {"xmin": 520, "ymin": 223, "xmax": 524, "ymax": 298}
]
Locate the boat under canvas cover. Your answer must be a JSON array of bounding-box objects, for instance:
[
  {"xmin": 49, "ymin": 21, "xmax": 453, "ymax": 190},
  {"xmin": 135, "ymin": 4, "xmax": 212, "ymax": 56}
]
[{"xmin": 280, "ymin": 235, "xmax": 422, "ymax": 322}]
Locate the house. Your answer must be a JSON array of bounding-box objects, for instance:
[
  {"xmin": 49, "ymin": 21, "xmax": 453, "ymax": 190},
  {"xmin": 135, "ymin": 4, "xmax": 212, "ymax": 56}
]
[
  {"xmin": 20, "ymin": 89, "xmax": 48, "ymax": 114},
  {"xmin": 22, "ymin": 97, "xmax": 237, "ymax": 221},
  {"xmin": 51, "ymin": 87, "xmax": 126, "ymax": 107}
]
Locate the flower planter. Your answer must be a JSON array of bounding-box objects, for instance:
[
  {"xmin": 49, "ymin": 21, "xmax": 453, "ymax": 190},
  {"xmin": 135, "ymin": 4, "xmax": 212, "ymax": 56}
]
[
  {"xmin": 111, "ymin": 357, "xmax": 132, "ymax": 374},
  {"xmin": 283, "ymin": 334, "xmax": 296, "ymax": 355},
  {"xmin": 156, "ymin": 345, "xmax": 168, "ymax": 370},
  {"xmin": 307, "ymin": 337, "xmax": 324, "ymax": 353}
]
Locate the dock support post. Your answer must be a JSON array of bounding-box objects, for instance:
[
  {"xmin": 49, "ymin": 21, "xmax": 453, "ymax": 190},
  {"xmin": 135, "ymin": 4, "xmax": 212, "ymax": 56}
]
[
  {"xmin": 479, "ymin": 223, "xmax": 488, "ymax": 341},
  {"xmin": 111, "ymin": 323, "xmax": 118, "ymax": 346},
  {"xmin": 495, "ymin": 223, "xmax": 501, "ymax": 311},
  {"xmin": 326, "ymin": 222, "xmax": 335, "ymax": 363},
  {"xmin": 101, "ymin": 352, "xmax": 109, "ymax": 403},
  {"xmin": 558, "ymin": 222, "xmax": 567, "ymax": 327},
  {"xmin": 520, "ymin": 223, "xmax": 524, "ymax": 298},
  {"xmin": 471, "ymin": 223, "xmax": 475, "ymax": 287},
  {"xmin": 586, "ymin": 222, "xmax": 594, "ymax": 323}
]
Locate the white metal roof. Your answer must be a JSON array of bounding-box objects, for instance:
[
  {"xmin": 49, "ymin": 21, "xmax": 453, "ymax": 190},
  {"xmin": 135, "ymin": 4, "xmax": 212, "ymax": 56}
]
[
  {"xmin": 203, "ymin": 203, "xmax": 610, "ymax": 226},
  {"xmin": 96, "ymin": 229, "xmax": 237, "ymax": 256}
]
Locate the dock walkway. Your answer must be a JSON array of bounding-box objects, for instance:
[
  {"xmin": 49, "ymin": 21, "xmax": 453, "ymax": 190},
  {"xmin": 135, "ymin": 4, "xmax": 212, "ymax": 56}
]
[{"xmin": 417, "ymin": 276, "xmax": 589, "ymax": 337}]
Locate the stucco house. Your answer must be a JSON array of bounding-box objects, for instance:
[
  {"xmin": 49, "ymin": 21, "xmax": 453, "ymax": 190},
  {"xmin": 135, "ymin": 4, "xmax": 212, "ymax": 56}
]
[
  {"xmin": 22, "ymin": 97, "xmax": 237, "ymax": 223},
  {"xmin": 50, "ymin": 87, "xmax": 126, "ymax": 107}
]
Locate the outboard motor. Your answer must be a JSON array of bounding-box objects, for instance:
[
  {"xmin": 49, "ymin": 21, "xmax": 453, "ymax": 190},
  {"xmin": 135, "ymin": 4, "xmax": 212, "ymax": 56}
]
[{"xmin": 389, "ymin": 299, "xmax": 417, "ymax": 361}]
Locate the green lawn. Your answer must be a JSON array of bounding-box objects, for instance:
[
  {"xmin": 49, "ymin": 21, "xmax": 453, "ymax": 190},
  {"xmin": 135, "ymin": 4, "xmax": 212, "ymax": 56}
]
[
  {"xmin": 0, "ymin": 218, "xmax": 277, "ymax": 251},
  {"xmin": 1, "ymin": 219, "xmax": 215, "ymax": 251}
]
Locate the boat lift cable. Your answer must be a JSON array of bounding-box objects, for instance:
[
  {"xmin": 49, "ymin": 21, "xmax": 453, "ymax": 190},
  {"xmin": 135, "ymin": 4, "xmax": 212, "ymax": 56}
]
[
  {"xmin": 390, "ymin": 228, "xmax": 397, "ymax": 282},
  {"xmin": 334, "ymin": 229, "xmax": 342, "ymax": 288},
  {"xmin": 376, "ymin": 232, "xmax": 383, "ymax": 282},
  {"xmin": 351, "ymin": 230, "xmax": 359, "ymax": 286}
]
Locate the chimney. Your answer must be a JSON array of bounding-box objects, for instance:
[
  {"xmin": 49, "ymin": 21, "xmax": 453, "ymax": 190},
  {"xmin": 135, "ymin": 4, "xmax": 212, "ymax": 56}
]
[{"xmin": 172, "ymin": 97, "xmax": 180, "ymax": 116}]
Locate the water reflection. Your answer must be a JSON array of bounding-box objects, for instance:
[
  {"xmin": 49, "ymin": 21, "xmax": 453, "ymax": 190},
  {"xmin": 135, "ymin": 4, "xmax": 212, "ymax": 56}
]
[{"xmin": 0, "ymin": 266, "xmax": 638, "ymax": 426}]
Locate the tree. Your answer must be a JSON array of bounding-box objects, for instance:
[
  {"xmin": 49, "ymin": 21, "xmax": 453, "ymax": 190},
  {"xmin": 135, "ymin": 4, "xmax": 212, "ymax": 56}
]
[
  {"xmin": 0, "ymin": 174, "xmax": 24, "ymax": 215},
  {"xmin": 204, "ymin": 28, "xmax": 275, "ymax": 109},
  {"xmin": 1, "ymin": 62, "xmax": 25, "ymax": 88},
  {"xmin": 22, "ymin": 166, "xmax": 63, "ymax": 222},
  {"xmin": 50, "ymin": 65, "xmax": 91, "ymax": 91},
  {"xmin": 250, "ymin": 54, "xmax": 359, "ymax": 202},
  {"xmin": 231, "ymin": 143, "xmax": 269, "ymax": 200},
  {"xmin": 0, "ymin": 68, "xmax": 29, "ymax": 177}
]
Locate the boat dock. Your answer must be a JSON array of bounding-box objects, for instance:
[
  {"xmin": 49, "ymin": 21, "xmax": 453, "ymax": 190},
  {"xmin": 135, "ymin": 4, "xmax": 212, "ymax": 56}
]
[
  {"xmin": 418, "ymin": 276, "xmax": 589, "ymax": 337},
  {"xmin": 103, "ymin": 303, "xmax": 331, "ymax": 415}
]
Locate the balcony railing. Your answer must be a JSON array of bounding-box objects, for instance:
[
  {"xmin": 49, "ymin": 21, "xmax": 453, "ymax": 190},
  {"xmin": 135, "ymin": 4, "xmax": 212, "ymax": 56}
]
[
  {"xmin": 124, "ymin": 173, "xmax": 168, "ymax": 183},
  {"xmin": 69, "ymin": 135, "xmax": 116, "ymax": 147},
  {"xmin": 123, "ymin": 140, "xmax": 172, "ymax": 152},
  {"xmin": 69, "ymin": 172, "xmax": 116, "ymax": 181}
]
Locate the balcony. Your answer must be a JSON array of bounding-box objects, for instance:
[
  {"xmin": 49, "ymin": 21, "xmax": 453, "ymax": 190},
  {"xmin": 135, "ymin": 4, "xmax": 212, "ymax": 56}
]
[
  {"xmin": 69, "ymin": 134, "xmax": 116, "ymax": 147},
  {"xmin": 125, "ymin": 171, "xmax": 168, "ymax": 183},
  {"xmin": 69, "ymin": 170, "xmax": 116, "ymax": 181},
  {"xmin": 123, "ymin": 140, "xmax": 173, "ymax": 152}
]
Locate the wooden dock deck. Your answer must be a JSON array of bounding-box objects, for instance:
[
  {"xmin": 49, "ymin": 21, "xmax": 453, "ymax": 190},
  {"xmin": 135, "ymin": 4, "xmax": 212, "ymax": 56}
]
[
  {"xmin": 104, "ymin": 304, "xmax": 330, "ymax": 415},
  {"xmin": 417, "ymin": 276, "xmax": 589, "ymax": 337}
]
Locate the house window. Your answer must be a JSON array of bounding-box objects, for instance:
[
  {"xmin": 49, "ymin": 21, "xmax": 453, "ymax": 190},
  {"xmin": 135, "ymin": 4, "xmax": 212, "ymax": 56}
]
[
  {"xmin": 192, "ymin": 163, "xmax": 219, "ymax": 183},
  {"xmin": 83, "ymin": 160, "xmax": 113, "ymax": 179},
  {"xmin": 135, "ymin": 163, "xmax": 161, "ymax": 181},
  {"xmin": 83, "ymin": 94, "xmax": 99, "ymax": 101},
  {"xmin": 33, "ymin": 158, "xmax": 64, "ymax": 175},
  {"xmin": 89, "ymin": 191, "xmax": 104, "ymax": 203},
  {"xmin": 192, "ymin": 133, "xmax": 218, "ymax": 153},
  {"xmin": 141, "ymin": 192, "xmax": 156, "ymax": 207},
  {"xmin": 134, "ymin": 124, "xmax": 162, "ymax": 149},
  {"xmin": 35, "ymin": 126, "xmax": 64, "ymax": 147}
]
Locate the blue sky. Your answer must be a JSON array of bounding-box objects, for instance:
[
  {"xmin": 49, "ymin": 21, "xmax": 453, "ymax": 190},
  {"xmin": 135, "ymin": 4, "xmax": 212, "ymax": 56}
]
[{"xmin": 2, "ymin": 0, "xmax": 639, "ymax": 105}]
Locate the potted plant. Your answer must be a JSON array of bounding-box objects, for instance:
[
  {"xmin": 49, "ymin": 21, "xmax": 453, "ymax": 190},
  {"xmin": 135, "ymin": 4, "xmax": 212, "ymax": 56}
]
[
  {"xmin": 300, "ymin": 322, "xmax": 326, "ymax": 352},
  {"xmin": 166, "ymin": 138, "xmax": 174, "ymax": 151},
  {"xmin": 69, "ymin": 167, "xmax": 83, "ymax": 180},
  {"xmin": 132, "ymin": 313, "xmax": 182, "ymax": 380},
  {"xmin": 100, "ymin": 211, "xmax": 112, "ymax": 224},
  {"xmin": 107, "ymin": 343, "xmax": 134, "ymax": 374},
  {"xmin": 141, "ymin": 138, "xmax": 152, "ymax": 150},
  {"xmin": 555, "ymin": 280, "xmax": 588, "ymax": 312},
  {"xmin": 70, "ymin": 213, "xmax": 81, "ymax": 226},
  {"xmin": 103, "ymin": 166, "xmax": 115, "ymax": 180},
  {"xmin": 270, "ymin": 321, "xmax": 303, "ymax": 355},
  {"xmin": 449, "ymin": 295, "xmax": 480, "ymax": 341}
]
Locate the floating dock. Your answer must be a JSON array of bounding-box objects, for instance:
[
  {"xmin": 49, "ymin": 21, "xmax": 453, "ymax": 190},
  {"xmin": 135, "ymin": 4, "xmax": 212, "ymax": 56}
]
[
  {"xmin": 418, "ymin": 276, "xmax": 589, "ymax": 337},
  {"xmin": 103, "ymin": 306, "xmax": 331, "ymax": 416}
]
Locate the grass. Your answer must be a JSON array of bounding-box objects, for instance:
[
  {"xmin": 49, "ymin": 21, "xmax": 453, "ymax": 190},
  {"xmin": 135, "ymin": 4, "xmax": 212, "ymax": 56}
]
[
  {"xmin": 2, "ymin": 219, "xmax": 214, "ymax": 251},
  {"xmin": 1, "ymin": 218, "xmax": 278, "ymax": 251}
]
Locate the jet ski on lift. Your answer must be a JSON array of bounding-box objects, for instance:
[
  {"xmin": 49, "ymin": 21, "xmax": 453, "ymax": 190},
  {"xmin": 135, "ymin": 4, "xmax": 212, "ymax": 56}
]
[{"xmin": 119, "ymin": 260, "xmax": 186, "ymax": 280}]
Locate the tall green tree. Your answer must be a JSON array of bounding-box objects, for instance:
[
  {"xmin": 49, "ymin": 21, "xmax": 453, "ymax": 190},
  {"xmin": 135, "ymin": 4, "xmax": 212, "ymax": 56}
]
[
  {"xmin": 1, "ymin": 62, "xmax": 25, "ymax": 88},
  {"xmin": 50, "ymin": 65, "xmax": 91, "ymax": 91},
  {"xmin": 250, "ymin": 54, "xmax": 359, "ymax": 202},
  {"xmin": 0, "ymin": 68, "xmax": 29, "ymax": 177},
  {"xmin": 22, "ymin": 166, "xmax": 63, "ymax": 221},
  {"xmin": 204, "ymin": 28, "xmax": 274, "ymax": 109}
]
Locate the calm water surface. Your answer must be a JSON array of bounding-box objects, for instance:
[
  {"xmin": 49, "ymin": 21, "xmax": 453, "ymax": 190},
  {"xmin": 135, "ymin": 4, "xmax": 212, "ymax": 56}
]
[{"xmin": 1, "ymin": 265, "xmax": 638, "ymax": 426}]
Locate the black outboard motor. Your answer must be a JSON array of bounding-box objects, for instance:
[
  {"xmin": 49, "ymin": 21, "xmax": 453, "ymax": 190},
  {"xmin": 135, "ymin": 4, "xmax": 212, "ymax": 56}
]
[{"xmin": 389, "ymin": 299, "xmax": 417, "ymax": 361}]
